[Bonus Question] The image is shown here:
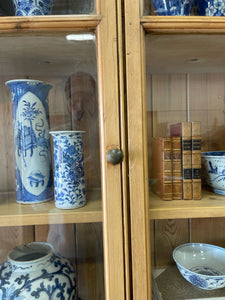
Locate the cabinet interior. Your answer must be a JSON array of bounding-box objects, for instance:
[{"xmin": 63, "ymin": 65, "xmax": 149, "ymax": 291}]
[
  {"xmin": 0, "ymin": 31, "xmax": 104, "ymax": 299},
  {"xmin": 146, "ymin": 32, "xmax": 225, "ymax": 294}
]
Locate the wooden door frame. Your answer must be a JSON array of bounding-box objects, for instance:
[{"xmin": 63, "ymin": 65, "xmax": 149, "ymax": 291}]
[
  {"xmin": 124, "ymin": 0, "xmax": 152, "ymax": 299},
  {"xmin": 97, "ymin": 0, "xmax": 129, "ymax": 299}
]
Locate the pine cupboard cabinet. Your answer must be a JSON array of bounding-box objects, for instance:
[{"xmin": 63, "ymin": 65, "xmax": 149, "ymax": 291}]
[
  {"xmin": 124, "ymin": 0, "xmax": 225, "ymax": 299},
  {"xmin": 0, "ymin": 1, "xmax": 129, "ymax": 299}
]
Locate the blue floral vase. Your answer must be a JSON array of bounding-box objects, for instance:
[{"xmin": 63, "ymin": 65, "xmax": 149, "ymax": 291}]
[
  {"xmin": 12, "ymin": 0, "xmax": 54, "ymax": 16},
  {"xmin": 151, "ymin": 0, "xmax": 195, "ymax": 15},
  {"xmin": 196, "ymin": 0, "xmax": 225, "ymax": 16},
  {"xmin": 50, "ymin": 131, "xmax": 86, "ymax": 209},
  {"xmin": 0, "ymin": 242, "xmax": 78, "ymax": 299},
  {"xmin": 5, "ymin": 79, "xmax": 53, "ymax": 204}
]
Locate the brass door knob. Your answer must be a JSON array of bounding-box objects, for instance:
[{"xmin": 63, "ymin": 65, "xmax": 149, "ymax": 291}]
[{"xmin": 107, "ymin": 148, "xmax": 123, "ymax": 165}]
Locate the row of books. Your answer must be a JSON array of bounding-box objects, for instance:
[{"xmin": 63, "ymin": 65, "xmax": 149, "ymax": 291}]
[{"xmin": 151, "ymin": 121, "xmax": 201, "ymax": 200}]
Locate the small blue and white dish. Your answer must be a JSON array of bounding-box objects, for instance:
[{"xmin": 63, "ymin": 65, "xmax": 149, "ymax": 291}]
[
  {"xmin": 196, "ymin": 0, "xmax": 225, "ymax": 16},
  {"xmin": 201, "ymin": 151, "xmax": 225, "ymax": 195},
  {"xmin": 173, "ymin": 243, "xmax": 225, "ymax": 290},
  {"xmin": 151, "ymin": 0, "xmax": 195, "ymax": 15}
]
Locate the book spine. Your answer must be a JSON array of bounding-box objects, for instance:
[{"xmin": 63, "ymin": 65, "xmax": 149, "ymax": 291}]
[
  {"xmin": 172, "ymin": 136, "xmax": 182, "ymax": 200},
  {"xmin": 182, "ymin": 134, "xmax": 192, "ymax": 199},
  {"xmin": 170, "ymin": 122, "xmax": 192, "ymax": 199},
  {"xmin": 151, "ymin": 137, "xmax": 173, "ymax": 200},
  {"xmin": 192, "ymin": 122, "xmax": 202, "ymax": 200}
]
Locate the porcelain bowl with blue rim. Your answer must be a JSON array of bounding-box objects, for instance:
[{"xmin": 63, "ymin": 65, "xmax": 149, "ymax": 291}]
[
  {"xmin": 173, "ymin": 243, "xmax": 225, "ymax": 290},
  {"xmin": 201, "ymin": 151, "xmax": 225, "ymax": 195},
  {"xmin": 151, "ymin": 0, "xmax": 195, "ymax": 15},
  {"xmin": 196, "ymin": 0, "xmax": 225, "ymax": 16}
]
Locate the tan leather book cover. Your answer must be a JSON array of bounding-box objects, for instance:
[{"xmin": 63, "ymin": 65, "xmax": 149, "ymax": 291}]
[
  {"xmin": 192, "ymin": 121, "xmax": 201, "ymax": 200},
  {"xmin": 170, "ymin": 122, "xmax": 192, "ymax": 199},
  {"xmin": 151, "ymin": 137, "xmax": 172, "ymax": 200},
  {"xmin": 172, "ymin": 136, "xmax": 182, "ymax": 200}
]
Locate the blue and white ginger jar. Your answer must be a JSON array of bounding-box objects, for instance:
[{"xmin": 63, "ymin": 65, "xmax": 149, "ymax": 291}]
[
  {"xmin": 5, "ymin": 79, "xmax": 53, "ymax": 204},
  {"xmin": 50, "ymin": 131, "xmax": 86, "ymax": 210},
  {"xmin": 12, "ymin": 0, "xmax": 54, "ymax": 16},
  {"xmin": 0, "ymin": 242, "xmax": 78, "ymax": 299}
]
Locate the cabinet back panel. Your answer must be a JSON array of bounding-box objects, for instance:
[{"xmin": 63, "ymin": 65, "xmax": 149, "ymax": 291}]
[{"xmin": 147, "ymin": 72, "xmax": 225, "ymax": 267}]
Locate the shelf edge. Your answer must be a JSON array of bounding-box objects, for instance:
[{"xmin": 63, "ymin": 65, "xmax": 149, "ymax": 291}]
[
  {"xmin": 141, "ymin": 16, "xmax": 225, "ymax": 33},
  {"xmin": 0, "ymin": 15, "xmax": 101, "ymax": 33}
]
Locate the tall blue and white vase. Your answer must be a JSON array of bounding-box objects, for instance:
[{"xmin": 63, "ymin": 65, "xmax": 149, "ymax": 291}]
[
  {"xmin": 50, "ymin": 131, "xmax": 86, "ymax": 209},
  {"xmin": 0, "ymin": 242, "xmax": 78, "ymax": 299},
  {"xmin": 5, "ymin": 79, "xmax": 53, "ymax": 204}
]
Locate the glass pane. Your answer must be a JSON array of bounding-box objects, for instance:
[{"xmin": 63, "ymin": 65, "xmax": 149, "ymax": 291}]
[
  {"xmin": 0, "ymin": 0, "xmax": 95, "ymax": 16},
  {"xmin": 0, "ymin": 33, "xmax": 104, "ymax": 299},
  {"xmin": 143, "ymin": 0, "xmax": 198, "ymax": 16},
  {"xmin": 146, "ymin": 32, "xmax": 225, "ymax": 298}
]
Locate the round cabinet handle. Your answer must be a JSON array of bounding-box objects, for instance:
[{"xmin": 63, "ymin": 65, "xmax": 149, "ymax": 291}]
[{"xmin": 107, "ymin": 148, "xmax": 123, "ymax": 165}]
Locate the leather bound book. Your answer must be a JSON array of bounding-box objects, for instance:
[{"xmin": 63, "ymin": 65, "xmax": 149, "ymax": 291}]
[
  {"xmin": 172, "ymin": 136, "xmax": 182, "ymax": 200},
  {"xmin": 192, "ymin": 121, "xmax": 202, "ymax": 200},
  {"xmin": 151, "ymin": 137, "xmax": 173, "ymax": 201},
  {"xmin": 170, "ymin": 122, "xmax": 192, "ymax": 199}
]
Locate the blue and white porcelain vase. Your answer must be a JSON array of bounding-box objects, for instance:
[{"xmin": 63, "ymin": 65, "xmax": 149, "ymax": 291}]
[
  {"xmin": 6, "ymin": 79, "xmax": 53, "ymax": 204},
  {"xmin": 196, "ymin": 0, "xmax": 225, "ymax": 16},
  {"xmin": 0, "ymin": 242, "xmax": 78, "ymax": 299},
  {"xmin": 50, "ymin": 131, "xmax": 86, "ymax": 209},
  {"xmin": 13, "ymin": 0, "xmax": 54, "ymax": 16},
  {"xmin": 151, "ymin": 0, "xmax": 195, "ymax": 15}
]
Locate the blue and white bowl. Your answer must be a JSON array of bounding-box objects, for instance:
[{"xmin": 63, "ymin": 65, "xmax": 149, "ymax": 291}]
[
  {"xmin": 151, "ymin": 0, "xmax": 195, "ymax": 15},
  {"xmin": 13, "ymin": 0, "xmax": 54, "ymax": 16},
  {"xmin": 197, "ymin": 0, "xmax": 225, "ymax": 16},
  {"xmin": 173, "ymin": 243, "xmax": 225, "ymax": 290},
  {"xmin": 201, "ymin": 151, "xmax": 225, "ymax": 195}
]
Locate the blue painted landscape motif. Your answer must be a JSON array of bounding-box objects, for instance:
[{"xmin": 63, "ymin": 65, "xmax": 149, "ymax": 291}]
[
  {"xmin": 53, "ymin": 133, "xmax": 85, "ymax": 209},
  {"xmin": 0, "ymin": 254, "xmax": 77, "ymax": 299},
  {"xmin": 15, "ymin": 93, "xmax": 51, "ymax": 198},
  {"xmin": 14, "ymin": 0, "xmax": 54, "ymax": 15}
]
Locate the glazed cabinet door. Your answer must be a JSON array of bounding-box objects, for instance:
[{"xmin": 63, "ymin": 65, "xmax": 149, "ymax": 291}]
[
  {"xmin": 124, "ymin": 0, "xmax": 225, "ymax": 299},
  {"xmin": 0, "ymin": 1, "xmax": 127, "ymax": 299}
]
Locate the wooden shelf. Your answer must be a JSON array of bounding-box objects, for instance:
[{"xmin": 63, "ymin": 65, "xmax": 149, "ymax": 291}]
[
  {"xmin": 0, "ymin": 15, "xmax": 101, "ymax": 33},
  {"xmin": 0, "ymin": 189, "xmax": 102, "ymax": 226},
  {"xmin": 149, "ymin": 189, "xmax": 225, "ymax": 219},
  {"xmin": 141, "ymin": 16, "xmax": 225, "ymax": 73},
  {"xmin": 141, "ymin": 16, "xmax": 225, "ymax": 34}
]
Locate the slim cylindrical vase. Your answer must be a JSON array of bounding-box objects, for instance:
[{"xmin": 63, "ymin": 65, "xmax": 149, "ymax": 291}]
[
  {"xmin": 0, "ymin": 242, "xmax": 78, "ymax": 299},
  {"xmin": 50, "ymin": 131, "xmax": 86, "ymax": 209},
  {"xmin": 12, "ymin": 0, "xmax": 54, "ymax": 16},
  {"xmin": 6, "ymin": 79, "xmax": 53, "ymax": 204}
]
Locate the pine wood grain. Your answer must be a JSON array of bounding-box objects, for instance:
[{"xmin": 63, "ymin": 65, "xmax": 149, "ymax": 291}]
[
  {"xmin": 150, "ymin": 189, "xmax": 225, "ymax": 219},
  {"xmin": 189, "ymin": 73, "xmax": 225, "ymax": 151},
  {"xmin": 0, "ymin": 15, "xmax": 100, "ymax": 33},
  {"xmin": 0, "ymin": 191, "xmax": 102, "ymax": 226},
  {"xmin": 0, "ymin": 80, "xmax": 14, "ymax": 191},
  {"xmin": 0, "ymin": 226, "xmax": 34, "ymax": 264},
  {"xmin": 124, "ymin": 0, "xmax": 152, "ymax": 298},
  {"xmin": 35, "ymin": 224, "xmax": 76, "ymax": 260},
  {"xmin": 142, "ymin": 16, "xmax": 225, "ymax": 33},
  {"xmin": 154, "ymin": 219, "xmax": 189, "ymax": 267},
  {"xmin": 75, "ymin": 223, "xmax": 104, "ymax": 300},
  {"xmin": 191, "ymin": 218, "xmax": 225, "ymax": 247},
  {"xmin": 97, "ymin": 0, "xmax": 126, "ymax": 298}
]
